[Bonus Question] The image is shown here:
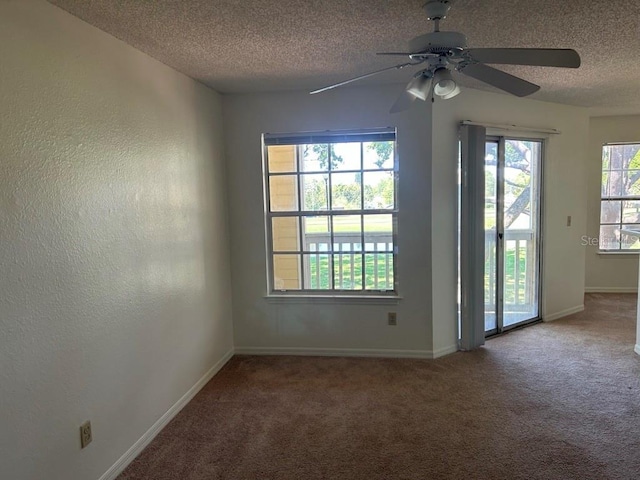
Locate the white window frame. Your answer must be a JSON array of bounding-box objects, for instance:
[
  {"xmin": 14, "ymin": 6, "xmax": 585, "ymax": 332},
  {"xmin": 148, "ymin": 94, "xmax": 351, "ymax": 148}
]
[
  {"xmin": 599, "ymin": 142, "xmax": 640, "ymax": 253},
  {"xmin": 262, "ymin": 128, "xmax": 398, "ymax": 296}
]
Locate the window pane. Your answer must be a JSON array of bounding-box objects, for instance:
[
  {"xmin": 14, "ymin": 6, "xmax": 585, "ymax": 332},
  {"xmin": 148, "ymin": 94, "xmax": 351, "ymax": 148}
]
[
  {"xmin": 601, "ymin": 200, "xmax": 621, "ymax": 224},
  {"xmin": 363, "ymin": 171, "xmax": 395, "ymax": 209},
  {"xmin": 269, "ymin": 175, "xmax": 298, "ymax": 211},
  {"xmin": 304, "ymin": 253, "xmax": 331, "ymax": 289},
  {"xmin": 504, "ymin": 140, "xmax": 531, "ymax": 169},
  {"xmin": 363, "ymin": 141, "xmax": 394, "ymax": 170},
  {"xmin": 602, "ymin": 146, "xmax": 610, "ymax": 171},
  {"xmin": 300, "ymin": 144, "xmax": 327, "ymax": 172},
  {"xmin": 265, "ymin": 132, "xmax": 397, "ymax": 292},
  {"xmin": 364, "ymin": 253, "xmax": 394, "ymax": 290},
  {"xmin": 333, "ymin": 253, "xmax": 363, "ymax": 290},
  {"xmin": 623, "ymin": 201, "xmax": 640, "ymax": 223},
  {"xmin": 608, "ymin": 144, "xmax": 640, "ymax": 170},
  {"xmin": 504, "ymin": 141, "xmax": 533, "ymax": 230},
  {"xmin": 608, "ymin": 146, "xmax": 624, "ymax": 169},
  {"xmin": 621, "ymin": 225, "xmax": 640, "ymax": 249},
  {"xmin": 363, "ymin": 214, "xmax": 393, "ymax": 252},
  {"xmin": 304, "ymin": 143, "xmax": 357, "ymax": 172},
  {"xmin": 300, "ymin": 174, "xmax": 328, "ymax": 211},
  {"xmin": 628, "ymin": 145, "xmax": 640, "ymax": 168},
  {"xmin": 273, "ymin": 254, "xmax": 301, "ymax": 290},
  {"xmin": 267, "ymin": 145, "xmax": 297, "ymax": 173},
  {"xmin": 599, "ymin": 225, "xmax": 619, "ymax": 250},
  {"xmin": 331, "ymin": 172, "xmax": 361, "ymax": 210},
  {"xmin": 302, "ymin": 216, "xmax": 330, "ymax": 254},
  {"xmin": 601, "ymin": 171, "xmax": 609, "ymax": 196},
  {"xmin": 485, "ymin": 142, "xmax": 498, "ymax": 230},
  {"xmin": 303, "ymin": 215, "xmax": 330, "ymax": 234},
  {"xmin": 603, "ymin": 170, "xmax": 623, "ymax": 197},
  {"xmin": 623, "ymin": 170, "xmax": 640, "ymax": 196},
  {"xmin": 332, "ymin": 215, "xmax": 362, "ymax": 252},
  {"xmin": 272, "ymin": 217, "xmax": 299, "ymax": 252},
  {"xmin": 330, "ymin": 143, "xmax": 361, "ymax": 171}
]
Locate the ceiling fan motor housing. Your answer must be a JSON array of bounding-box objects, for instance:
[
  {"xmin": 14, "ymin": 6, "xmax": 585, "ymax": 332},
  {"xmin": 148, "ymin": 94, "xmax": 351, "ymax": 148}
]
[
  {"xmin": 423, "ymin": 0, "xmax": 451, "ymax": 20},
  {"xmin": 409, "ymin": 31, "xmax": 467, "ymax": 54}
]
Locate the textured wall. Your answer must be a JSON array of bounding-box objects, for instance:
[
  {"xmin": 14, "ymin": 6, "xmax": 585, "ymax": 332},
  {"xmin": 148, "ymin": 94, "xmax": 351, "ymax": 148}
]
[
  {"xmin": 223, "ymin": 85, "xmax": 589, "ymax": 359},
  {"xmin": 0, "ymin": 1, "xmax": 233, "ymax": 479},
  {"xmin": 223, "ymin": 85, "xmax": 435, "ymax": 357},
  {"xmin": 433, "ymin": 90, "xmax": 589, "ymax": 331},
  {"xmin": 585, "ymin": 115, "xmax": 640, "ymax": 291}
]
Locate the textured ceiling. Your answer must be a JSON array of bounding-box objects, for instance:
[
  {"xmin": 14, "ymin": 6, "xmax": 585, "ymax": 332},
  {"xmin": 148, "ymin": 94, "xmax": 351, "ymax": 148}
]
[{"xmin": 47, "ymin": 0, "xmax": 640, "ymax": 108}]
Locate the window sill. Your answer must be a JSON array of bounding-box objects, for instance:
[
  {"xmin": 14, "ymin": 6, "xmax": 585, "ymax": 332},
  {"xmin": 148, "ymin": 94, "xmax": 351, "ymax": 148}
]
[{"xmin": 264, "ymin": 294, "xmax": 402, "ymax": 305}]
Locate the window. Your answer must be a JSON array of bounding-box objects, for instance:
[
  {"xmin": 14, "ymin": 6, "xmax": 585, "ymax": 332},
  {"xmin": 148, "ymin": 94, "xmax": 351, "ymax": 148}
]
[
  {"xmin": 263, "ymin": 128, "xmax": 397, "ymax": 294},
  {"xmin": 600, "ymin": 143, "xmax": 640, "ymax": 251}
]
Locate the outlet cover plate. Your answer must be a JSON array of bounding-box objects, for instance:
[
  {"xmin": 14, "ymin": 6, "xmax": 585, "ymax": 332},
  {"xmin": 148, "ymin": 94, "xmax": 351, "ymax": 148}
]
[{"xmin": 80, "ymin": 421, "xmax": 92, "ymax": 448}]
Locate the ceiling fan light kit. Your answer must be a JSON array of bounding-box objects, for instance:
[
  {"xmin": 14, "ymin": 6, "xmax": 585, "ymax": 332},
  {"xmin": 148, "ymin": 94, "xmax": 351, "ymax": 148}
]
[
  {"xmin": 407, "ymin": 73, "xmax": 433, "ymax": 101},
  {"xmin": 310, "ymin": 0, "xmax": 581, "ymax": 113},
  {"xmin": 432, "ymin": 67, "xmax": 460, "ymax": 99}
]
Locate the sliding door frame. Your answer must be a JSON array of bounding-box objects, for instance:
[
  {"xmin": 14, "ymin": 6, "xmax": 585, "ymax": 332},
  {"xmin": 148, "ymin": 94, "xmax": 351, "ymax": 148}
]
[{"xmin": 487, "ymin": 134, "xmax": 545, "ymax": 337}]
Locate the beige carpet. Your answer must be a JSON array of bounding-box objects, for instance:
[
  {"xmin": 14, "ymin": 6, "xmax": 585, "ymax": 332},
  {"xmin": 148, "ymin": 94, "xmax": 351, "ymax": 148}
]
[{"xmin": 118, "ymin": 294, "xmax": 640, "ymax": 479}]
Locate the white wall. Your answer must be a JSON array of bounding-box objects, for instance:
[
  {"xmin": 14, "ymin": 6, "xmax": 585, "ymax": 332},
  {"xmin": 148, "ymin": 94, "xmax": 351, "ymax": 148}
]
[
  {"xmin": 433, "ymin": 90, "xmax": 589, "ymax": 341},
  {"xmin": 0, "ymin": 2, "xmax": 233, "ymax": 479},
  {"xmin": 223, "ymin": 84, "xmax": 590, "ymax": 357},
  {"xmin": 585, "ymin": 115, "xmax": 640, "ymax": 292},
  {"xmin": 223, "ymin": 86, "xmax": 436, "ymax": 357}
]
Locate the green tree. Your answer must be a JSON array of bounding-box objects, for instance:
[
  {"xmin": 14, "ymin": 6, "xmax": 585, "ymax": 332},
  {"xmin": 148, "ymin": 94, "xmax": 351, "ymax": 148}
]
[
  {"xmin": 364, "ymin": 174, "xmax": 394, "ymax": 208},
  {"xmin": 303, "ymin": 178, "xmax": 327, "ymax": 211},
  {"xmin": 602, "ymin": 144, "xmax": 640, "ymax": 248},
  {"xmin": 367, "ymin": 141, "xmax": 393, "ymax": 168},
  {"xmin": 486, "ymin": 140, "xmax": 534, "ymax": 228},
  {"xmin": 332, "ymin": 183, "xmax": 360, "ymax": 209},
  {"xmin": 306, "ymin": 144, "xmax": 343, "ymax": 170}
]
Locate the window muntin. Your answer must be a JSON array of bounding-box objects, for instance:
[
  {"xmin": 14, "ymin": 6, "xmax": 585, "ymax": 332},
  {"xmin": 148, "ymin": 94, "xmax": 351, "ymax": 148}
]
[
  {"xmin": 600, "ymin": 143, "xmax": 640, "ymax": 251},
  {"xmin": 264, "ymin": 129, "xmax": 397, "ymax": 294}
]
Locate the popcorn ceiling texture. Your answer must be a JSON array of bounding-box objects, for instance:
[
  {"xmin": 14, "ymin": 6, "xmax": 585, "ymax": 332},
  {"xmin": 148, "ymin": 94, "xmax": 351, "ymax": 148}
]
[{"xmin": 47, "ymin": 0, "xmax": 640, "ymax": 108}]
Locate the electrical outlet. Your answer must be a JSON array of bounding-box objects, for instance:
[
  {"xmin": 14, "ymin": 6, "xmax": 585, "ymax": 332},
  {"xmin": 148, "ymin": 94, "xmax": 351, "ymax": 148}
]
[
  {"xmin": 388, "ymin": 312, "xmax": 397, "ymax": 326},
  {"xmin": 80, "ymin": 421, "xmax": 92, "ymax": 448}
]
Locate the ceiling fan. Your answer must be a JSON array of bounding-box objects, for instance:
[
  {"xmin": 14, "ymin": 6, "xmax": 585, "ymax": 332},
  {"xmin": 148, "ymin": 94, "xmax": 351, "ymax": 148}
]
[{"xmin": 310, "ymin": 0, "xmax": 581, "ymax": 113}]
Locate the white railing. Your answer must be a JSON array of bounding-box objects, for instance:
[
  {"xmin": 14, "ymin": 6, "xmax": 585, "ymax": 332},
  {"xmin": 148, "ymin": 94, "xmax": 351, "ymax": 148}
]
[
  {"xmin": 485, "ymin": 229, "xmax": 537, "ymax": 311},
  {"xmin": 304, "ymin": 232, "xmax": 393, "ymax": 289}
]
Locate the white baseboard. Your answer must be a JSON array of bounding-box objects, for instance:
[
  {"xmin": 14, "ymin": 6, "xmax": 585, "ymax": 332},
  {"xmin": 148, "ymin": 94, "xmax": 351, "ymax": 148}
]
[
  {"xmin": 635, "ymin": 344, "xmax": 640, "ymax": 356},
  {"xmin": 543, "ymin": 305, "xmax": 584, "ymax": 322},
  {"xmin": 233, "ymin": 346, "xmax": 449, "ymax": 359},
  {"xmin": 98, "ymin": 348, "xmax": 235, "ymax": 480},
  {"xmin": 431, "ymin": 344, "xmax": 459, "ymax": 358},
  {"xmin": 585, "ymin": 287, "xmax": 638, "ymax": 293}
]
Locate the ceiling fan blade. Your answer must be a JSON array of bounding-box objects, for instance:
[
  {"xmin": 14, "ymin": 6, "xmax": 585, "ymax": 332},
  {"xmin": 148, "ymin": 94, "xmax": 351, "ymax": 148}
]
[
  {"xmin": 459, "ymin": 63, "xmax": 540, "ymax": 97},
  {"xmin": 466, "ymin": 48, "xmax": 581, "ymax": 68},
  {"xmin": 310, "ymin": 62, "xmax": 419, "ymax": 95},
  {"xmin": 377, "ymin": 52, "xmax": 438, "ymax": 57}
]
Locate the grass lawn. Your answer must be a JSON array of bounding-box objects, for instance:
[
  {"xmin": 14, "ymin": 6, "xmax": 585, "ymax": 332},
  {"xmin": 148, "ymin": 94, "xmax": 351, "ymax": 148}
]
[
  {"xmin": 309, "ymin": 253, "xmax": 393, "ymax": 290},
  {"xmin": 485, "ymin": 247, "xmax": 529, "ymax": 305},
  {"xmin": 305, "ymin": 215, "xmax": 393, "ymax": 233}
]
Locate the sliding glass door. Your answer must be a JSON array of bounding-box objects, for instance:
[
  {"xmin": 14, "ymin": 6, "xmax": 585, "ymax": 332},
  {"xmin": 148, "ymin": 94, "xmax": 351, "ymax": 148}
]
[{"xmin": 485, "ymin": 137, "xmax": 542, "ymax": 335}]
